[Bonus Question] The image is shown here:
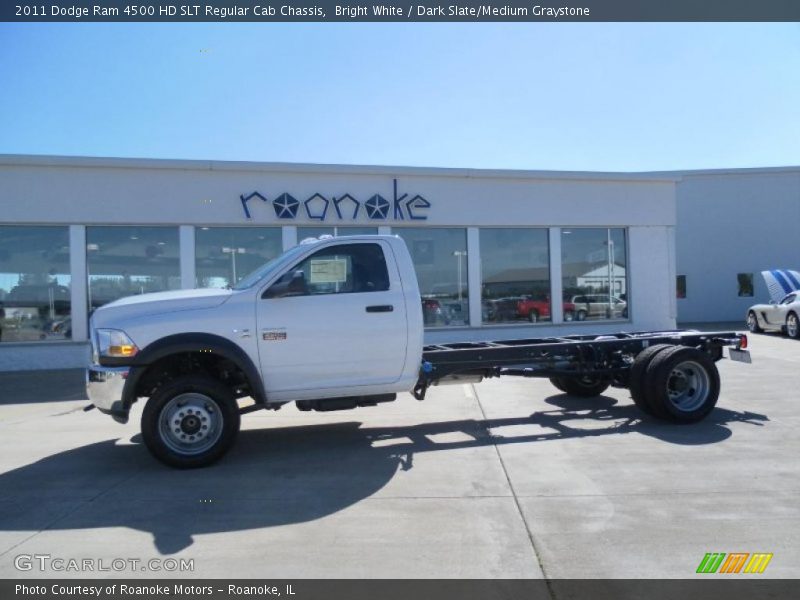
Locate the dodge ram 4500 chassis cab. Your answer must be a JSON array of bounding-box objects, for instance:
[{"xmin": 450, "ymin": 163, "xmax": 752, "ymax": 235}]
[{"xmin": 87, "ymin": 235, "xmax": 751, "ymax": 468}]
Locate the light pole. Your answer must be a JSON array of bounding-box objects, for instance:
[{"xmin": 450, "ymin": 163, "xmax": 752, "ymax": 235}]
[
  {"xmin": 222, "ymin": 247, "xmax": 246, "ymax": 285},
  {"xmin": 453, "ymin": 250, "xmax": 467, "ymax": 304},
  {"xmin": 605, "ymin": 233, "xmax": 615, "ymax": 316}
]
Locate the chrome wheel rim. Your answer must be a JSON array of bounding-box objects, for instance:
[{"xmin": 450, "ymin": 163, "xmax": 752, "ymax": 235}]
[
  {"xmin": 158, "ymin": 393, "xmax": 223, "ymax": 456},
  {"xmin": 564, "ymin": 311, "xmax": 574, "ymax": 322},
  {"xmin": 666, "ymin": 360, "xmax": 710, "ymax": 412},
  {"xmin": 529, "ymin": 312, "xmax": 538, "ymax": 323},
  {"xmin": 788, "ymin": 315, "xmax": 798, "ymax": 337}
]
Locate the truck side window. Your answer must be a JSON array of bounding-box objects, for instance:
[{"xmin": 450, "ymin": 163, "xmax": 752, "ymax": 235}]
[{"xmin": 270, "ymin": 243, "xmax": 390, "ymax": 297}]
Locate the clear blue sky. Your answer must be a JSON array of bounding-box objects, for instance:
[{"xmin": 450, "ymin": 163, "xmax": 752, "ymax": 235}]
[{"xmin": 1, "ymin": 23, "xmax": 799, "ymax": 171}]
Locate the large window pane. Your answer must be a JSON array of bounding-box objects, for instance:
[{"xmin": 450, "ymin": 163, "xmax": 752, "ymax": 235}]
[
  {"xmin": 196, "ymin": 227, "xmax": 282, "ymax": 288},
  {"xmin": 561, "ymin": 228, "xmax": 628, "ymax": 321},
  {"xmin": 394, "ymin": 228, "xmax": 468, "ymax": 327},
  {"xmin": 480, "ymin": 229, "xmax": 551, "ymax": 324},
  {"xmin": 0, "ymin": 226, "xmax": 71, "ymax": 342},
  {"xmin": 87, "ymin": 226, "xmax": 179, "ymax": 310}
]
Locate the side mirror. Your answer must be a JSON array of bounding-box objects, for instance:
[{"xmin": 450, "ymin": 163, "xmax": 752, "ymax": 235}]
[{"xmin": 263, "ymin": 271, "xmax": 307, "ymax": 299}]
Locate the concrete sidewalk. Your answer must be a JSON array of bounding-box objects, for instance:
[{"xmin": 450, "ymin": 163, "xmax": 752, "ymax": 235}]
[{"xmin": 0, "ymin": 331, "xmax": 796, "ymax": 578}]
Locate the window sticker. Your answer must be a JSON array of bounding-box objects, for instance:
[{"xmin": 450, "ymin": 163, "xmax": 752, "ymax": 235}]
[{"xmin": 309, "ymin": 258, "xmax": 348, "ymax": 284}]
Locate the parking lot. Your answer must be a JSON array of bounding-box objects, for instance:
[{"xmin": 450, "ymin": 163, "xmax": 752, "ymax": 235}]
[{"xmin": 0, "ymin": 327, "xmax": 798, "ymax": 579}]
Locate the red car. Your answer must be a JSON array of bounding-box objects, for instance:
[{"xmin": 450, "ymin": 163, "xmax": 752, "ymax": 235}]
[{"xmin": 516, "ymin": 297, "xmax": 577, "ymax": 323}]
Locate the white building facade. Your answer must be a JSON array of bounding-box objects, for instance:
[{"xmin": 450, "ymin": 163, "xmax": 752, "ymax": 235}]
[
  {"xmin": 673, "ymin": 167, "xmax": 800, "ymax": 323},
  {"xmin": 0, "ymin": 155, "xmax": 682, "ymax": 371}
]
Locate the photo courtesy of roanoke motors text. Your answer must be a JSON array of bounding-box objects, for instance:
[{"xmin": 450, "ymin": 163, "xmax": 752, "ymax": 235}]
[{"xmin": 1, "ymin": 1, "xmax": 799, "ymax": 598}]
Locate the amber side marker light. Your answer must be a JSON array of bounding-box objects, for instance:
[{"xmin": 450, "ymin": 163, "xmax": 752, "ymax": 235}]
[{"xmin": 109, "ymin": 345, "xmax": 138, "ymax": 357}]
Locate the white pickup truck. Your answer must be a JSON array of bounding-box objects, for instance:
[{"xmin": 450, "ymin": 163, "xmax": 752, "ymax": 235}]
[{"xmin": 87, "ymin": 235, "xmax": 750, "ymax": 468}]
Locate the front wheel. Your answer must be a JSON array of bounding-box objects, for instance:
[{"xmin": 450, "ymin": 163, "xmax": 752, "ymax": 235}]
[
  {"xmin": 576, "ymin": 310, "xmax": 587, "ymax": 321},
  {"xmin": 786, "ymin": 312, "xmax": 800, "ymax": 339},
  {"xmin": 142, "ymin": 375, "xmax": 240, "ymax": 468},
  {"xmin": 563, "ymin": 310, "xmax": 575, "ymax": 322},
  {"xmin": 528, "ymin": 310, "xmax": 539, "ymax": 323},
  {"xmin": 746, "ymin": 311, "xmax": 762, "ymax": 333}
]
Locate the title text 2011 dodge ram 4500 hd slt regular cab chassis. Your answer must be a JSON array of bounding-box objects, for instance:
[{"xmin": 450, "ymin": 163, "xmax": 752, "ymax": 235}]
[{"xmin": 86, "ymin": 235, "xmax": 751, "ymax": 468}]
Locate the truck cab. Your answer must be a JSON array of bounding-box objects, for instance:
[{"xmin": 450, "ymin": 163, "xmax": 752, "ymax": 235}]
[{"xmin": 87, "ymin": 235, "xmax": 424, "ymax": 468}]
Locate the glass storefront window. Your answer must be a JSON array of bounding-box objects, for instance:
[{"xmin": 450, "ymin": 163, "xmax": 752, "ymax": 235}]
[
  {"xmin": 480, "ymin": 229, "xmax": 551, "ymax": 324},
  {"xmin": 0, "ymin": 226, "xmax": 71, "ymax": 343},
  {"xmin": 196, "ymin": 227, "xmax": 282, "ymax": 288},
  {"xmin": 297, "ymin": 226, "xmax": 378, "ymax": 242},
  {"xmin": 561, "ymin": 228, "xmax": 628, "ymax": 321},
  {"xmin": 87, "ymin": 226, "xmax": 179, "ymax": 310},
  {"xmin": 393, "ymin": 228, "xmax": 468, "ymax": 327}
]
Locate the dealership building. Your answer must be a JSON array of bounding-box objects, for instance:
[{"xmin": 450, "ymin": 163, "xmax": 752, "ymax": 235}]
[{"xmin": 0, "ymin": 155, "xmax": 797, "ymax": 371}]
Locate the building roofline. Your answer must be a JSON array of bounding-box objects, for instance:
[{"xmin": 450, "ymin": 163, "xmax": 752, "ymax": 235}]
[
  {"xmin": 0, "ymin": 153, "xmax": 680, "ymax": 183},
  {"xmin": 2, "ymin": 153, "xmax": 798, "ymax": 181}
]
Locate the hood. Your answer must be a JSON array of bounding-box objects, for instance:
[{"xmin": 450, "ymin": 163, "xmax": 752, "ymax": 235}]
[
  {"xmin": 761, "ymin": 270, "xmax": 800, "ymax": 303},
  {"xmin": 92, "ymin": 288, "xmax": 233, "ymax": 326}
]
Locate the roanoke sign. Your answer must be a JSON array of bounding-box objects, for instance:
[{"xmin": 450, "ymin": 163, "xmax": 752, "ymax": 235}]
[{"xmin": 240, "ymin": 179, "xmax": 430, "ymax": 222}]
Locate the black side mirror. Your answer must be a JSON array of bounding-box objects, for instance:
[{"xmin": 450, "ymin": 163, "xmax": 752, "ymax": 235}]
[{"xmin": 263, "ymin": 271, "xmax": 307, "ymax": 299}]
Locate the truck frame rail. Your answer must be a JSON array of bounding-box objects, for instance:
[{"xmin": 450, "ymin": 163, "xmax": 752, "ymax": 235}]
[{"xmin": 414, "ymin": 330, "xmax": 747, "ymax": 400}]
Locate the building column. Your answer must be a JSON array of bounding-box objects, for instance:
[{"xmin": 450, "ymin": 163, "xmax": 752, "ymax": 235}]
[
  {"xmin": 549, "ymin": 227, "xmax": 563, "ymax": 324},
  {"xmin": 69, "ymin": 225, "xmax": 88, "ymax": 341},
  {"xmin": 282, "ymin": 226, "xmax": 297, "ymax": 251},
  {"xmin": 179, "ymin": 225, "xmax": 196, "ymax": 289},
  {"xmin": 467, "ymin": 227, "xmax": 482, "ymax": 327}
]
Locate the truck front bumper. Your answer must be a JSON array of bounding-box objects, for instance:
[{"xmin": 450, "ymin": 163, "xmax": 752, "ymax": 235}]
[{"xmin": 86, "ymin": 366, "xmax": 130, "ymax": 423}]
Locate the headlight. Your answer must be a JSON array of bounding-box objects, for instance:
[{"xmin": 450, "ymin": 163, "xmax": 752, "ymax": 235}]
[{"xmin": 96, "ymin": 329, "xmax": 139, "ymax": 358}]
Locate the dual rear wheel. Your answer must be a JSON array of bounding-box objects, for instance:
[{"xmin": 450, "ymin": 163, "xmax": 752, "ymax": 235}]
[{"xmin": 549, "ymin": 344, "xmax": 720, "ymax": 423}]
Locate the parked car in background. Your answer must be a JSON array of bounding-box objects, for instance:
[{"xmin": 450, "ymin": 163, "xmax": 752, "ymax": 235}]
[
  {"xmin": 747, "ymin": 291, "xmax": 800, "ymax": 338},
  {"xmin": 422, "ymin": 297, "xmax": 449, "ymax": 326},
  {"xmin": 482, "ymin": 298, "xmax": 520, "ymax": 322},
  {"xmin": 515, "ymin": 297, "xmax": 578, "ymax": 322},
  {"xmin": 570, "ymin": 294, "xmax": 627, "ymax": 320}
]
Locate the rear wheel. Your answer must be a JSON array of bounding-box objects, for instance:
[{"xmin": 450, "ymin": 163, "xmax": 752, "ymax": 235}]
[
  {"xmin": 576, "ymin": 310, "xmax": 587, "ymax": 321},
  {"xmin": 786, "ymin": 312, "xmax": 800, "ymax": 339},
  {"xmin": 142, "ymin": 375, "xmax": 240, "ymax": 468},
  {"xmin": 549, "ymin": 376, "xmax": 567, "ymax": 393},
  {"xmin": 629, "ymin": 344, "xmax": 673, "ymax": 416},
  {"xmin": 746, "ymin": 311, "xmax": 762, "ymax": 333},
  {"xmin": 528, "ymin": 310, "xmax": 539, "ymax": 323},
  {"xmin": 643, "ymin": 346, "xmax": 720, "ymax": 422},
  {"xmin": 559, "ymin": 375, "xmax": 609, "ymax": 397}
]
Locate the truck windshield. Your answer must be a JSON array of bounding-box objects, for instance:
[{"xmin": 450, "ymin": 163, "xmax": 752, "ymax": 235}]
[{"xmin": 231, "ymin": 244, "xmax": 308, "ymax": 291}]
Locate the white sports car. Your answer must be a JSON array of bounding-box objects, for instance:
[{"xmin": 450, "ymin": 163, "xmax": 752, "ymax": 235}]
[{"xmin": 747, "ymin": 270, "xmax": 800, "ymax": 338}]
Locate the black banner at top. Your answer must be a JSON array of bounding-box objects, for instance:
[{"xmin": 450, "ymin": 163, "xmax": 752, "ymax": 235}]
[{"xmin": 4, "ymin": 0, "xmax": 800, "ymax": 22}]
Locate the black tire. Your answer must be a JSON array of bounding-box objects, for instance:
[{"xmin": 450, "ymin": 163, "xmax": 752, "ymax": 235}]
[
  {"xmin": 142, "ymin": 375, "xmax": 240, "ymax": 469},
  {"xmin": 549, "ymin": 376, "xmax": 567, "ymax": 392},
  {"xmin": 576, "ymin": 310, "xmax": 587, "ymax": 321},
  {"xmin": 786, "ymin": 312, "xmax": 800, "ymax": 339},
  {"xmin": 643, "ymin": 346, "xmax": 720, "ymax": 423},
  {"xmin": 560, "ymin": 376, "xmax": 610, "ymax": 397},
  {"xmin": 629, "ymin": 344, "xmax": 674, "ymax": 416},
  {"xmin": 746, "ymin": 311, "xmax": 762, "ymax": 333},
  {"xmin": 528, "ymin": 310, "xmax": 539, "ymax": 323}
]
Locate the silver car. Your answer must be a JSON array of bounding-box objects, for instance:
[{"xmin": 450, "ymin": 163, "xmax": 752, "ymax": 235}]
[{"xmin": 747, "ymin": 291, "xmax": 800, "ymax": 338}]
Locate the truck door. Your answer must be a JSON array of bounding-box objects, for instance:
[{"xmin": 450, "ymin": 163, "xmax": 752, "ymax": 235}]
[{"xmin": 256, "ymin": 241, "xmax": 408, "ymax": 394}]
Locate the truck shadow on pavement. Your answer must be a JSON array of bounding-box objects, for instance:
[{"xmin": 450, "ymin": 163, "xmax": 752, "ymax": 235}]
[{"xmin": 0, "ymin": 395, "xmax": 768, "ymax": 556}]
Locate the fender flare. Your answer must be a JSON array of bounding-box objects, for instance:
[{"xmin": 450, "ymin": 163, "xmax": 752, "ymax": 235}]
[{"xmin": 120, "ymin": 333, "xmax": 267, "ymax": 412}]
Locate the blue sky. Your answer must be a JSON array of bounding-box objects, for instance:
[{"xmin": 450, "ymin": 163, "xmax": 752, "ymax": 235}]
[{"xmin": 1, "ymin": 23, "xmax": 799, "ymax": 171}]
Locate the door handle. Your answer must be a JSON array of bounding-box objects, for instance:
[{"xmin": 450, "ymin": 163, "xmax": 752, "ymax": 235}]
[{"xmin": 366, "ymin": 304, "xmax": 394, "ymax": 313}]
